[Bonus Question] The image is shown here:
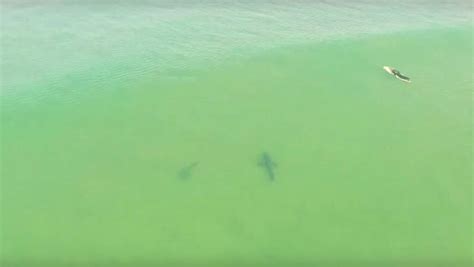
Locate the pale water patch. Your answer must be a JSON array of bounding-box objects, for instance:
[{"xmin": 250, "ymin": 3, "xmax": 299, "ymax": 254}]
[{"xmin": 1, "ymin": 0, "xmax": 471, "ymax": 96}]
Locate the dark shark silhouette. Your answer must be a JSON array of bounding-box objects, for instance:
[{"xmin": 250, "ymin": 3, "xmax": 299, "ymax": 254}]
[
  {"xmin": 178, "ymin": 162, "xmax": 199, "ymax": 180},
  {"xmin": 258, "ymin": 152, "xmax": 277, "ymax": 181}
]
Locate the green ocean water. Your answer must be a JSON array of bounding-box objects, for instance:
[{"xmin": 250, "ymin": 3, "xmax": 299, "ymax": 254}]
[{"xmin": 1, "ymin": 2, "xmax": 473, "ymax": 267}]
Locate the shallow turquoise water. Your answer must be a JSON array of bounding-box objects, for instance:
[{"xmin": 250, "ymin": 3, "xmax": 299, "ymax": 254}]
[{"xmin": 1, "ymin": 1, "xmax": 472, "ymax": 266}]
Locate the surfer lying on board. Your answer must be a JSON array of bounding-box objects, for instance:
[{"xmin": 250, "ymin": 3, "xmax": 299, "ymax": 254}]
[{"xmin": 383, "ymin": 66, "xmax": 411, "ymax": 83}]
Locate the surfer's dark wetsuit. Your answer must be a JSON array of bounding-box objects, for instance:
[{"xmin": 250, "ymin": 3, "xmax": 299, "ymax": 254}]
[{"xmin": 392, "ymin": 69, "xmax": 410, "ymax": 81}]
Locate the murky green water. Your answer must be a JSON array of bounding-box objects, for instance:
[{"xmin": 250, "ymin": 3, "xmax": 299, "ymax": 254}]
[{"xmin": 1, "ymin": 1, "xmax": 472, "ymax": 266}]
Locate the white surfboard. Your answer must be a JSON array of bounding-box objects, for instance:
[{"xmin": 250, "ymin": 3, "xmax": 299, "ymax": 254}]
[
  {"xmin": 383, "ymin": 66, "xmax": 411, "ymax": 83},
  {"xmin": 383, "ymin": 66, "xmax": 394, "ymax": 74}
]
